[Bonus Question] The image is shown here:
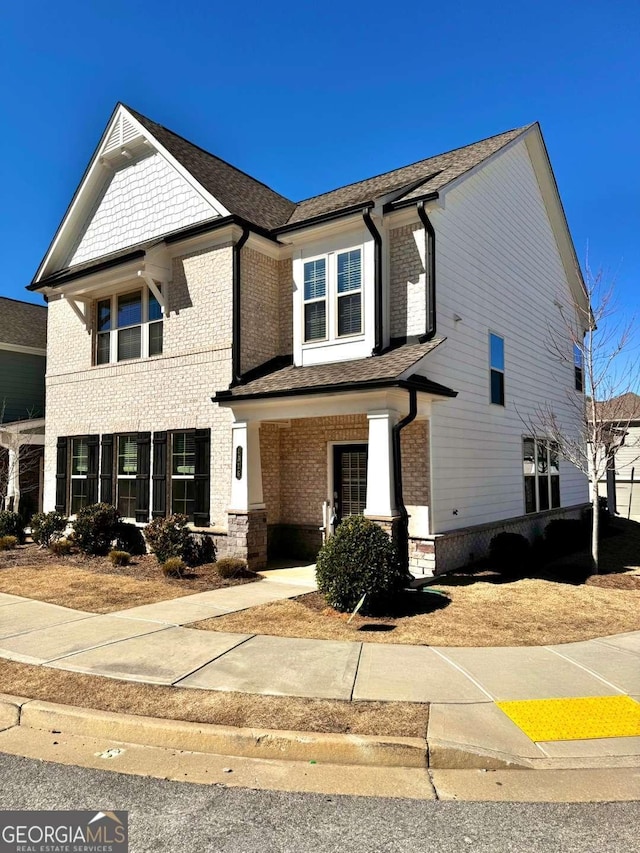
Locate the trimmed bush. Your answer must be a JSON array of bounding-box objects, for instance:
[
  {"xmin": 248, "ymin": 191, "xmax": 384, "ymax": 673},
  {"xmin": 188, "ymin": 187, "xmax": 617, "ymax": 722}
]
[
  {"xmin": 72, "ymin": 503, "xmax": 120, "ymax": 555},
  {"xmin": 31, "ymin": 511, "xmax": 67, "ymax": 547},
  {"xmin": 544, "ymin": 519, "xmax": 588, "ymax": 558},
  {"xmin": 115, "ymin": 522, "xmax": 147, "ymax": 556},
  {"xmin": 109, "ymin": 550, "xmax": 131, "ymax": 566},
  {"xmin": 144, "ymin": 515, "xmax": 193, "ymax": 564},
  {"xmin": 50, "ymin": 538, "xmax": 72, "ymax": 556},
  {"xmin": 0, "ymin": 535, "xmax": 18, "ymax": 551},
  {"xmin": 488, "ymin": 532, "xmax": 531, "ymax": 574},
  {"xmin": 316, "ymin": 515, "xmax": 408, "ymax": 614},
  {"xmin": 0, "ymin": 511, "xmax": 25, "ymax": 544},
  {"xmin": 162, "ymin": 557, "xmax": 186, "ymax": 578},
  {"xmin": 215, "ymin": 556, "xmax": 248, "ymax": 579}
]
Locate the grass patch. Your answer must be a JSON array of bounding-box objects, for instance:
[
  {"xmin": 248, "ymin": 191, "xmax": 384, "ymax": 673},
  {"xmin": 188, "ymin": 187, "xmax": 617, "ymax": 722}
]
[
  {"xmin": 0, "ymin": 544, "xmax": 259, "ymax": 614},
  {"xmin": 0, "ymin": 659, "xmax": 427, "ymax": 737}
]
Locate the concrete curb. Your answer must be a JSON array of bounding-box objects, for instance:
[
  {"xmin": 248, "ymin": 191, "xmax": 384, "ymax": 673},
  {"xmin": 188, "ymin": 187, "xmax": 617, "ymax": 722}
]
[{"xmin": 3, "ymin": 696, "xmax": 427, "ymax": 769}]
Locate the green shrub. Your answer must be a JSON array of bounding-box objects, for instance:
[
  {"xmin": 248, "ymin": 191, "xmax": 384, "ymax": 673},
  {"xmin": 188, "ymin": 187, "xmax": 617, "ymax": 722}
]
[
  {"xmin": 316, "ymin": 515, "xmax": 408, "ymax": 614},
  {"xmin": 488, "ymin": 532, "xmax": 530, "ymax": 574},
  {"xmin": 162, "ymin": 557, "xmax": 186, "ymax": 578},
  {"xmin": 31, "ymin": 511, "xmax": 67, "ymax": 547},
  {"xmin": 0, "ymin": 535, "xmax": 18, "ymax": 551},
  {"xmin": 109, "ymin": 550, "xmax": 131, "ymax": 566},
  {"xmin": 114, "ymin": 522, "xmax": 147, "ymax": 556},
  {"xmin": 215, "ymin": 556, "xmax": 248, "ymax": 578},
  {"xmin": 0, "ymin": 511, "xmax": 25, "ymax": 544},
  {"xmin": 144, "ymin": 515, "xmax": 193, "ymax": 564},
  {"xmin": 50, "ymin": 538, "xmax": 72, "ymax": 556},
  {"xmin": 72, "ymin": 503, "xmax": 120, "ymax": 555},
  {"xmin": 544, "ymin": 519, "xmax": 588, "ymax": 557}
]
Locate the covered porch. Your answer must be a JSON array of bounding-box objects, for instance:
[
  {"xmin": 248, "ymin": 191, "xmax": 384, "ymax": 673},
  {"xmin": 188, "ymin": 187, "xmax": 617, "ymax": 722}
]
[{"xmin": 0, "ymin": 418, "xmax": 46, "ymax": 517}]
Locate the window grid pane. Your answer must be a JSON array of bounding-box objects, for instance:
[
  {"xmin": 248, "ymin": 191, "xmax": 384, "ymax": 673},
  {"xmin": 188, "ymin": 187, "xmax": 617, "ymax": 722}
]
[
  {"xmin": 149, "ymin": 292, "xmax": 162, "ymax": 322},
  {"xmin": 97, "ymin": 333, "xmax": 110, "ymax": 365},
  {"xmin": 304, "ymin": 259, "xmax": 326, "ymax": 301},
  {"xmin": 305, "ymin": 301, "xmax": 326, "ymax": 342},
  {"xmin": 117, "ymin": 479, "xmax": 137, "ymax": 519},
  {"xmin": 340, "ymin": 451, "xmax": 368, "ymax": 516},
  {"xmin": 172, "ymin": 433, "xmax": 195, "ymax": 475},
  {"xmin": 97, "ymin": 300, "xmax": 111, "ymax": 332},
  {"xmin": 72, "ymin": 439, "xmax": 89, "ymax": 475},
  {"xmin": 337, "ymin": 293, "xmax": 362, "ymax": 336},
  {"xmin": 71, "ymin": 479, "xmax": 89, "ymax": 515},
  {"xmin": 118, "ymin": 435, "xmax": 138, "ymax": 475},
  {"xmin": 149, "ymin": 321, "xmax": 163, "ymax": 356},
  {"xmin": 337, "ymin": 250, "xmax": 362, "ymax": 293},
  {"xmin": 490, "ymin": 370, "xmax": 504, "ymax": 405},
  {"xmin": 490, "ymin": 334, "xmax": 504, "ymax": 371},
  {"xmin": 117, "ymin": 291, "xmax": 142, "ymax": 328},
  {"xmin": 172, "ymin": 479, "xmax": 195, "ymax": 520},
  {"xmin": 118, "ymin": 326, "xmax": 141, "ymax": 361}
]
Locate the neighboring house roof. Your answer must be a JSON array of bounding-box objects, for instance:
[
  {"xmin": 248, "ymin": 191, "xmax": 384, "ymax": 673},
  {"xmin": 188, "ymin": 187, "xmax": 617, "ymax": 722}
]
[
  {"xmin": 0, "ymin": 297, "xmax": 47, "ymax": 350},
  {"xmin": 215, "ymin": 340, "xmax": 455, "ymax": 402},
  {"xmin": 284, "ymin": 126, "xmax": 529, "ymax": 226},
  {"xmin": 593, "ymin": 393, "xmax": 640, "ymax": 423},
  {"xmin": 126, "ymin": 107, "xmax": 297, "ymax": 232}
]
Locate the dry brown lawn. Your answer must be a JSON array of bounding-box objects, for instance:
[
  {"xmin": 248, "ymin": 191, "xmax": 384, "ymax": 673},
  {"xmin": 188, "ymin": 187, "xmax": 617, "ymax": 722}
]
[
  {"xmin": 0, "ymin": 544, "xmax": 258, "ymax": 613},
  {"xmin": 194, "ymin": 520, "xmax": 640, "ymax": 647},
  {"xmin": 0, "ymin": 659, "xmax": 426, "ymax": 737}
]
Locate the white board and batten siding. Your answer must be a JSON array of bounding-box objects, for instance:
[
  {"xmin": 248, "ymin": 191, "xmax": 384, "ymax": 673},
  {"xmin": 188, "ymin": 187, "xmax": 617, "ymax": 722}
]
[{"xmin": 416, "ymin": 138, "xmax": 589, "ymax": 534}]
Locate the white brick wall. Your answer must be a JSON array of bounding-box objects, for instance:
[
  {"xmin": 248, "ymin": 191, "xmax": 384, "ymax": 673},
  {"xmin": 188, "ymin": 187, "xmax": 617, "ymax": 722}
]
[{"xmin": 68, "ymin": 152, "xmax": 218, "ymax": 267}]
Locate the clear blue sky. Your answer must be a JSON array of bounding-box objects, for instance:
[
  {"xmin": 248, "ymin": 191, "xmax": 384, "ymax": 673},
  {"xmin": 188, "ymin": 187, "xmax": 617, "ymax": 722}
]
[{"xmin": 2, "ymin": 0, "xmax": 639, "ymax": 312}]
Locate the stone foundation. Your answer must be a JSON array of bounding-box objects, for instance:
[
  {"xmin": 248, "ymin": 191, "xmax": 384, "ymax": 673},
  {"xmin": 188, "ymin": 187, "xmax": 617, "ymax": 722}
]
[
  {"xmin": 409, "ymin": 504, "xmax": 589, "ymax": 576},
  {"xmin": 227, "ymin": 510, "xmax": 267, "ymax": 571}
]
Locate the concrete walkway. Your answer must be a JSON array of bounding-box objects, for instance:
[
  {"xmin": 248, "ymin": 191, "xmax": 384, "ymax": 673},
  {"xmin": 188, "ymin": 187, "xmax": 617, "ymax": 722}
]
[{"xmin": 1, "ymin": 569, "xmax": 640, "ymax": 768}]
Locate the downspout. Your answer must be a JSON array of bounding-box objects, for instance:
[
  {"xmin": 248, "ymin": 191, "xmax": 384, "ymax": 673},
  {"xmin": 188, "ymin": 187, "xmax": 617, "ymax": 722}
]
[
  {"xmin": 362, "ymin": 207, "xmax": 383, "ymax": 355},
  {"xmin": 392, "ymin": 387, "xmax": 418, "ymax": 572},
  {"xmin": 417, "ymin": 201, "xmax": 436, "ymax": 342},
  {"xmin": 232, "ymin": 225, "xmax": 250, "ymax": 385}
]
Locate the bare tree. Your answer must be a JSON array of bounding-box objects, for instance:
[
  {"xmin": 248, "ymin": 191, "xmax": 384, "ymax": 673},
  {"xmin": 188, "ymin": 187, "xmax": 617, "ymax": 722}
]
[{"xmin": 526, "ymin": 261, "xmax": 640, "ymax": 571}]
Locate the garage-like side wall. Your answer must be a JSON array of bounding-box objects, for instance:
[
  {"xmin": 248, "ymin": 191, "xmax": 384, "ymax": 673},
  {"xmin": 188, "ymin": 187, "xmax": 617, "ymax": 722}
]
[{"xmin": 43, "ymin": 243, "xmax": 235, "ymax": 528}]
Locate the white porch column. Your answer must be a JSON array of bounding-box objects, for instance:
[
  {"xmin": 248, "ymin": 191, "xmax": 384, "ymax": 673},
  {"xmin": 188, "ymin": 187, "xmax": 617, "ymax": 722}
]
[
  {"xmin": 364, "ymin": 409, "xmax": 398, "ymax": 518},
  {"xmin": 229, "ymin": 420, "xmax": 264, "ymax": 512},
  {"xmin": 6, "ymin": 444, "xmax": 20, "ymax": 512}
]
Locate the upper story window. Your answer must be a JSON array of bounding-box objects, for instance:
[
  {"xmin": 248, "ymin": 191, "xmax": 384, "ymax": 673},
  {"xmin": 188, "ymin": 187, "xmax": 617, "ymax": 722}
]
[
  {"xmin": 574, "ymin": 343, "xmax": 584, "ymax": 392},
  {"xmin": 489, "ymin": 332, "xmax": 505, "ymax": 406},
  {"xmin": 96, "ymin": 286, "xmax": 163, "ymax": 365},
  {"xmin": 303, "ymin": 248, "xmax": 362, "ymax": 343}
]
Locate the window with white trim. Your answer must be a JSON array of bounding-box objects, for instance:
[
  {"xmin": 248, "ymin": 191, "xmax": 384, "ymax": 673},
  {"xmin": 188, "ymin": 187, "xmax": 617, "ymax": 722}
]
[
  {"xmin": 523, "ymin": 437, "xmax": 560, "ymax": 513},
  {"xmin": 117, "ymin": 434, "xmax": 138, "ymax": 519},
  {"xmin": 96, "ymin": 286, "xmax": 163, "ymax": 364},
  {"xmin": 574, "ymin": 343, "xmax": 584, "ymax": 392},
  {"xmin": 303, "ymin": 247, "xmax": 362, "ymax": 343},
  {"xmin": 171, "ymin": 431, "xmax": 196, "ymax": 519},
  {"xmin": 490, "ymin": 332, "xmax": 505, "ymax": 405},
  {"xmin": 70, "ymin": 437, "xmax": 90, "ymax": 513}
]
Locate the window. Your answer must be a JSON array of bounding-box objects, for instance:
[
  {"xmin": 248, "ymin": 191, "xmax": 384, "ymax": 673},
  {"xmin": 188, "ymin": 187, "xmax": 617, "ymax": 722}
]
[
  {"xmin": 523, "ymin": 437, "xmax": 560, "ymax": 513},
  {"xmin": 171, "ymin": 432, "xmax": 196, "ymax": 520},
  {"xmin": 303, "ymin": 248, "xmax": 362, "ymax": 343},
  {"xmin": 70, "ymin": 437, "xmax": 90, "ymax": 514},
  {"xmin": 490, "ymin": 333, "xmax": 505, "ymax": 405},
  {"xmin": 574, "ymin": 343, "xmax": 584, "ymax": 392},
  {"xmin": 117, "ymin": 434, "xmax": 138, "ymax": 519},
  {"xmin": 96, "ymin": 286, "xmax": 163, "ymax": 365}
]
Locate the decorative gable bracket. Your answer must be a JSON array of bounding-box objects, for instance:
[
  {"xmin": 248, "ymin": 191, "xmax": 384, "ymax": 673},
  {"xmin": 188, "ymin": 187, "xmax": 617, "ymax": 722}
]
[{"xmin": 62, "ymin": 294, "xmax": 92, "ymax": 331}]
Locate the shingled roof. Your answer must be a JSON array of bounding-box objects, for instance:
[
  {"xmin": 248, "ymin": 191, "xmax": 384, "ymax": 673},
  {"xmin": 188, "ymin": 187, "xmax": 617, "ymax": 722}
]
[
  {"xmin": 0, "ymin": 297, "xmax": 47, "ymax": 350},
  {"xmin": 593, "ymin": 393, "xmax": 640, "ymax": 423},
  {"xmin": 126, "ymin": 107, "xmax": 297, "ymax": 232},
  {"xmin": 215, "ymin": 339, "xmax": 455, "ymax": 402}
]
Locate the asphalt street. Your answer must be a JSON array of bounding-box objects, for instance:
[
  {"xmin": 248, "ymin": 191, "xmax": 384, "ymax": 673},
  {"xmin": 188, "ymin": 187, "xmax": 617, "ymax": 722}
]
[{"xmin": 0, "ymin": 753, "xmax": 638, "ymax": 853}]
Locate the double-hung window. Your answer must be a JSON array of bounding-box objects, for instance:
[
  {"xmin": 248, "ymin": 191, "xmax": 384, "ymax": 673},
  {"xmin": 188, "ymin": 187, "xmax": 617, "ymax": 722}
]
[
  {"xmin": 171, "ymin": 432, "xmax": 196, "ymax": 520},
  {"xmin": 117, "ymin": 434, "xmax": 138, "ymax": 519},
  {"xmin": 70, "ymin": 437, "xmax": 90, "ymax": 513},
  {"xmin": 303, "ymin": 248, "xmax": 363, "ymax": 343},
  {"xmin": 523, "ymin": 438, "xmax": 560, "ymax": 513},
  {"xmin": 490, "ymin": 333, "xmax": 505, "ymax": 406},
  {"xmin": 96, "ymin": 286, "xmax": 163, "ymax": 365}
]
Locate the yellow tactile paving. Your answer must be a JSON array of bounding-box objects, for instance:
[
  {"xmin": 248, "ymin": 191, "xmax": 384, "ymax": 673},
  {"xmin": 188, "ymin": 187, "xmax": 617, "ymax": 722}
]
[{"xmin": 496, "ymin": 696, "xmax": 640, "ymax": 742}]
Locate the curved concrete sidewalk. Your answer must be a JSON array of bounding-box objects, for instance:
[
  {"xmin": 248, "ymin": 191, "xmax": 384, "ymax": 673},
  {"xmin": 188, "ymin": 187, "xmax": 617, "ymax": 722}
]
[{"xmin": 1, "ymin": 572, "xmax": 640, "ymax": 768}]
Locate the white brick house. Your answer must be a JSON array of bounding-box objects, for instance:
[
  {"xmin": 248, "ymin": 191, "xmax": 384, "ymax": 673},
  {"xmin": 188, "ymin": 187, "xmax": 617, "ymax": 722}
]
[{"xmin": 29, "ymin": 104, "xmax": 590, "ymax": 573}]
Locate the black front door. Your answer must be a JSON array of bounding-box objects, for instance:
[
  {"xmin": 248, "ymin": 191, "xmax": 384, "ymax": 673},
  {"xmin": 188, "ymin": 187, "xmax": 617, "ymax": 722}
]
[{"xmin": 333, "ymin": 444, "xmax": 368, "ymax": 523}]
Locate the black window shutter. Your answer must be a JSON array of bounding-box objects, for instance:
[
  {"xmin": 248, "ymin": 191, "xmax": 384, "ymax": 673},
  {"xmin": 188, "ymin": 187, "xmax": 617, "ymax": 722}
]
[
  {"xmin": 135, "ymin": 432, "xmax": 151, "ymax": 523},
  {"xmin": 55, "ymin": 437, "xmax": 68, "ymax": 513},
  {"xmin": 193, "ymin": 428, "xmax": 211, "ymax": 527},
  {"xmin": 86, "ymin": 434, "xmax": 99, "ymax": 505},
  {"xmin": 100, "ymin": 434, "xmax": 114, "ymax": 505},
  {"xmin": 152, "ymin": 432, "xmax": 167, "ymax": 518}
]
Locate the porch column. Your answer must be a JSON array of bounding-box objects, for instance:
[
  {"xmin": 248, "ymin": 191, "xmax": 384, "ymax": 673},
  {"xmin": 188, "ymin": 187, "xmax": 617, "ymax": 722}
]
[
  {"xmin": 228, "ymin": 421, "xmax": 267, "ymax": 570},
  {"xmin": 364, "ymin": 409, "xmax": 399, "ymax": 519},
  {"xmin": 6, "ymin": 444, "xmax": 20, "ymax": 513}
]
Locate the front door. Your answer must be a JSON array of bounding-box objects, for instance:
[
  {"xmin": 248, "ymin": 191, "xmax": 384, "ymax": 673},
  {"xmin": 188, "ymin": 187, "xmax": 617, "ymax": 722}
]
[{"xmin": 333, "ymin": 444, "xmax": 368, "ymax": 523}]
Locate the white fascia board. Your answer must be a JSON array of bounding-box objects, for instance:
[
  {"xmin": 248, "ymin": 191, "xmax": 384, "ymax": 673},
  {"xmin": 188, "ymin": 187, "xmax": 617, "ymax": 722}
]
[
  {"xmin": 277, "ymin": 213, "xmax": 367, "ymax": 246},
  {"xmin": 0, "ymin": 342, "xmax": 46, "ymax": 357},
  {"xmin": 35, "ymin": 105, "xmax": 230, "ymax": 284}
]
